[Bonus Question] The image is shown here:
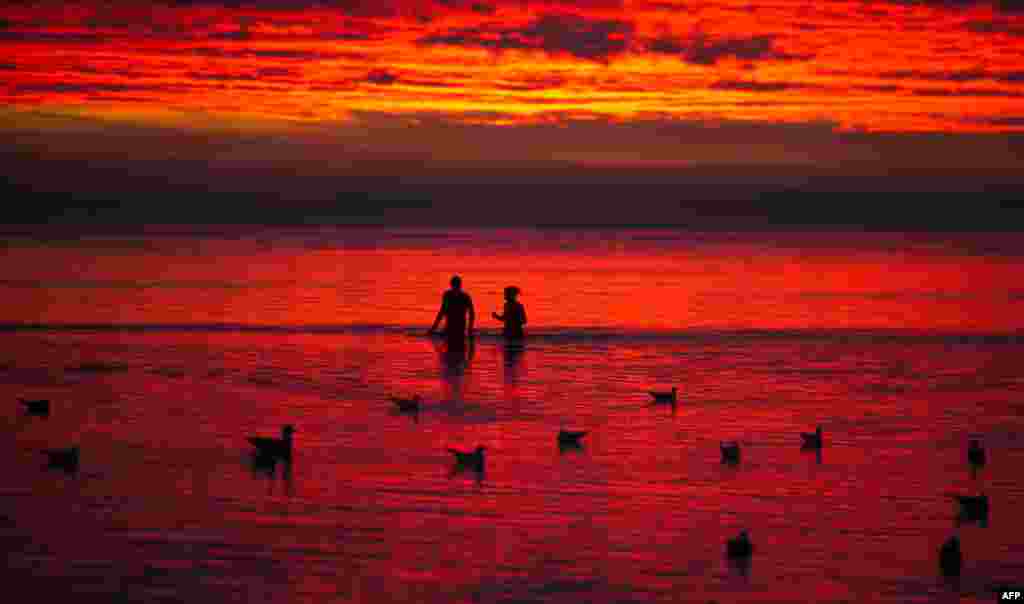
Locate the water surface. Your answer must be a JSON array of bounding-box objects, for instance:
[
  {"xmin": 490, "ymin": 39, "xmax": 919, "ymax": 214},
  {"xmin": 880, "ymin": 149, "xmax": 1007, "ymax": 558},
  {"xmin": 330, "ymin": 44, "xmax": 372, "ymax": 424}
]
[{"xmin": 1, "ymin": 228, "xmax": 1021, "ymax": 603}]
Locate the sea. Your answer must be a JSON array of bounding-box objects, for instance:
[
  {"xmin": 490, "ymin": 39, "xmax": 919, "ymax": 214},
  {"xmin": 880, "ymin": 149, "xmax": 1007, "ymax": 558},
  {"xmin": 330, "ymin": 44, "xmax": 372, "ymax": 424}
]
[{"xmin": 1, "ymin": 227, "xmax": 1022, "ymax": 603}]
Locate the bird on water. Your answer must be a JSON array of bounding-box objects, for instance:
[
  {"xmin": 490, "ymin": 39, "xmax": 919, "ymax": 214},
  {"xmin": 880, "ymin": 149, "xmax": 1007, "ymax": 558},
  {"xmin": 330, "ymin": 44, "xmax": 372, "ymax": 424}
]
[
  {"xmin": 967, "ymin": 439, "xmax": 986, "ymax": 467},
  {"xmin": 43, "ymin": 446, "xmax": 79, "ymax": 473},
  {"xmin": 19, "ymin": 398, "xmax": 50, "ymax": 416},
  {"xmin": 248, "ymin": 425, "xmax": 294, "ymax": 460},
  {"xmin": 720, "ymin": 441, "xmax": 741, "ymax": 464},
  {"xmin": 557, "ymin": 429, "xmax": 587, "ymax": 446},
  {"xmin": 800, "ymin": 426, "xmax": 824, "ymax": 449},
  {"xmin": 391, "ymin": 395, "xmax": 421, "ymax": 413},
  {"xmin": 726, "ymin": 530, "xmax": 753, "ymax": 558},
  {"xmin": 447, "ymin": 445, "xmax": 485, "ymax": 472},
  {"xmin": 939, "ymin": 535, "xmax": 961, "ymax": 576},
  {"xmin": 649, "ymin": 387, "xmax": 678, "ymax": 404}
]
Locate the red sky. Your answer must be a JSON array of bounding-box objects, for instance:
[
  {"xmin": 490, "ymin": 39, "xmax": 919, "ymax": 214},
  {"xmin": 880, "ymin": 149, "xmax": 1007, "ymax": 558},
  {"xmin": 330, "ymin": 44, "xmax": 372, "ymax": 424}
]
[{"xmin": 2, "ymin": 0, "xmax": 1023, "ymax": 214}]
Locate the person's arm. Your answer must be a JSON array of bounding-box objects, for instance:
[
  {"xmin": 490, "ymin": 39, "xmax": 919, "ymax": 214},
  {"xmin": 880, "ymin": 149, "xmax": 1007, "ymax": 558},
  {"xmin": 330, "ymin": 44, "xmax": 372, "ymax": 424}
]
[
  {"xmin": 467, "ymin": 295, "xmax": 476, "ymax": 335},
  {"xmin": 520, "ymin": 304, "xmax": 526, "ymax": 325},
  {"xmin": 428, "ymin": 295, "xmax": 447, "ymax": 334},
  {"xmin": 492, "ymin": 312, "xmax": 504, "ymax": 321}
]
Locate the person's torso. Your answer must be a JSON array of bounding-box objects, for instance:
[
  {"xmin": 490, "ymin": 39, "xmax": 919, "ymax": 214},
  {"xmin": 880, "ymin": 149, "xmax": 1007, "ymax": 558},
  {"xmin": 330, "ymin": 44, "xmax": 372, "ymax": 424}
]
[
  {"xmin": 503, "ymin": 301, "xmax": 525, "ymax": 335},
  {"xmin": 444, "ymin": 290, "xmax": 471, "ymax": 321}
]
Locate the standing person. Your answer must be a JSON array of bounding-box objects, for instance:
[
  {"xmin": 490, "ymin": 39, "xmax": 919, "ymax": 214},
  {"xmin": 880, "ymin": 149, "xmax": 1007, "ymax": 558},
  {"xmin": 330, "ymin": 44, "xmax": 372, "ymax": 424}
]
[
  {"xmin": 493, "ymin": 286, "xmax": 526, "ymax": 339},
  {"xmin": 428, "ymin": 275, "xmax": 475, "ymax": 348}
]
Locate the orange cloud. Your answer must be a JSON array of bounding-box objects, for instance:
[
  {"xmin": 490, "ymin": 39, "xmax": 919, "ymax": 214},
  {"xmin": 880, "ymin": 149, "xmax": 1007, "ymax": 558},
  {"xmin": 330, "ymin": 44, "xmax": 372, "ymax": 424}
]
[{"xmin": 0, "ymin": 0, "xmax": 1022, "ymax": 134}]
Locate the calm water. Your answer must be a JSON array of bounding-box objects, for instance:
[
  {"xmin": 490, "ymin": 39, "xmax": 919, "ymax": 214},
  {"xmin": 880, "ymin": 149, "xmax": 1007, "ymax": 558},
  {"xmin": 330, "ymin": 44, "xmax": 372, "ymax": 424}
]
[{"xmin": 1, "ymin": 228, "xmax": 1022, "ymax": 603}]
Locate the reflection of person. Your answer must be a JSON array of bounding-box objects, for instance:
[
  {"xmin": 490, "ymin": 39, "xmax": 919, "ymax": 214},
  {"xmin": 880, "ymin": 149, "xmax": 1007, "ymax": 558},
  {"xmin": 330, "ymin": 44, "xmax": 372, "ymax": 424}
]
[
  {"xmin": 492, "ymin": 286, "xmax": 526, "ymax": 339},
  {"xmin": 428, "ymin": 275, "xmax": 475, "ymax": 347}
]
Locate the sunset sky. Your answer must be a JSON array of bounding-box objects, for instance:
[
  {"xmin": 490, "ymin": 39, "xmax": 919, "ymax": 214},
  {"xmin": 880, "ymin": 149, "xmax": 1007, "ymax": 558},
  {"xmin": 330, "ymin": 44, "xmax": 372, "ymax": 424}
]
[{"xmin": 2, "ymin": 0, "xmax": 1023, "ymax": 225}]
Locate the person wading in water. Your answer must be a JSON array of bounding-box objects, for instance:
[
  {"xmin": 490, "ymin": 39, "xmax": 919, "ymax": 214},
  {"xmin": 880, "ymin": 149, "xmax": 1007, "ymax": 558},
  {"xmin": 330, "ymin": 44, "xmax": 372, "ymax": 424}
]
[
  {"xmin": 428, "ymin": 275, "xmax": 476, "ymax": 351},
  {"xmin": 492, "ymin": 286, "xmax": 526, "ymax": 340}
]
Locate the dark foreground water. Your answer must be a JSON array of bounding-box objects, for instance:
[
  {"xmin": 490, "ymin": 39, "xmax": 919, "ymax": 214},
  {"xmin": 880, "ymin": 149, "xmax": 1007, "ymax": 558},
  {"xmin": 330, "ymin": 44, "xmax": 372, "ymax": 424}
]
[{"xmin": 1, "ymin": 229, "xmax": 1022, "ymax": 603}]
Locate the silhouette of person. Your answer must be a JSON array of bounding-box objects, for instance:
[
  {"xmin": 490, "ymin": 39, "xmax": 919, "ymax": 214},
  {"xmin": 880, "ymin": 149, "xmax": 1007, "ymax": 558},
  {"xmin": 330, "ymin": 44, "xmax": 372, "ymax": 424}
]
[
  {"xmin": 492, "ymin": 286, "xmax": 526, "ymax": 339},
  {"xmin": 428, "ymin": 275, "xmax": 475, "ymax": 350}
]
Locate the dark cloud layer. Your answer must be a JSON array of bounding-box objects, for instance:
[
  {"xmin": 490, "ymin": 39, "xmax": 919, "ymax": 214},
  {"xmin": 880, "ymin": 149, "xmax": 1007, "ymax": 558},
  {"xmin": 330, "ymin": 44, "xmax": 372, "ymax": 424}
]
[
  {"xmin": 647, "ymin": 32, "xmax": 813, "ymax": 65},
  {"xmin": 711, "ymin": 80, "xmax": 809, "ymax": 92},
  {"xmin": 419, "ymin": 14, "xmax": 635, "ymax": 61},
  {"xmin": 365, "ymin": 69, "xmax": 399, "ymax": 85}
]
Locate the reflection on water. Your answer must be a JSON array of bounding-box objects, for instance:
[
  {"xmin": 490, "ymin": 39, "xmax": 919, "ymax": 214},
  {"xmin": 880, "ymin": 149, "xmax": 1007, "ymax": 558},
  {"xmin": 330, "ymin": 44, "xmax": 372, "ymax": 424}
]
[
  {"xmin": 433, "ymin": 336, "xmax": 475, "ymax": 404},
  {"xmin": 1, "ymin": 228, "xmax": 1023, "ymax": 332},
  {"xmin": 1, "ymin": 328, "xmax": 1021, "ymax": 603},
  {"xmin": 0, "ymin": 229, "xmax": 1023, "ymax": 603}
]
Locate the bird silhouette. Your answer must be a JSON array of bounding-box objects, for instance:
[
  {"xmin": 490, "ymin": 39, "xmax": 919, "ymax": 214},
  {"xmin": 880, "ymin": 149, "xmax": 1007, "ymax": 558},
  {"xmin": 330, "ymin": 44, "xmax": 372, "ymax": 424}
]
[
  {"xmin": 939, "ymin": 535, "xmax": 961, "ymax": 576},
  {"xmin": 391, "ymin": 395, "xmax": 421, "ymax": 414},
  {"xmin": 19, "ymin": 398, "xmax": 50, "ymax": 417},
  {"xmin": 726, "ymin": 530, "xmax": 753, "ymax": 558},
  {"xmin": 800, "ymin": 426, "xmax": 824, "ymax": 449},
  {"xmin": 557, "ymin": 429, "xmax": 587, "ymax": 446},
  {"xmin": 42, "ymin": 446, "xmax": 79, "ymax": 473},
  {"xmin": 649, "ymin": 387, "xmax": 678, "ymax": 404},
  {"xmin": 247, "ymin": 425, "xmax": 294, "ymax": 460},
  {"xmin": 967, "ymin": 439, "xmax": 986, "ymax": 467},
  {"xmin": 447, "ymin": 445, "xmax": 485, "ymax": 472},
  {"xmin": 720, "ymin": 441, "xmax": 741, "ymax": 464}
]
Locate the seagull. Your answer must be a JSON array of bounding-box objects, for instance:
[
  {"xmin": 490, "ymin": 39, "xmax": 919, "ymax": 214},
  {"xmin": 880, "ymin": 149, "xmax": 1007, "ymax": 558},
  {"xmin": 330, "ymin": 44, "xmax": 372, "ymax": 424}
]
[
  {"xmin": 19, "ymin": 398, "xmax": 50, "ymax": 416},
  {"xmin": 447, "ymin": 445, "xmax": 485, "ymax": 472},
  {"xmin": 726, "ymin": 530, "xmax": 753, "ymax": 558},
  {"xmin": 390, "ymin": 395, "xmax": 421, "ymax": 414},
  {"xmin": 42, "ymin": 446, "xmax": 79, "ymax": 473},
  {"xmin": 720, "ymin": 441, "xmax": 741, "ymax": 464},
  {"xmin": 649, "ymin": 387, "xmax": 678, "ymax": 404},
  {"xmin": 939, "ymin": 535, "xmax": 961, "ymax": 577},
  {"xmin": 967, "ymin": 439, "xmax": 986, "ymax": 467},
  {"xmin": 557, "ymin": 429, "xmax": 587, "ymax": 446},
  {"xmin": 800, "ymin": 426, "xmax": 824, "ymax": 449},
  {"xmin": 247, "ymin": 425, "xmax": 294, "ymax": 460}
]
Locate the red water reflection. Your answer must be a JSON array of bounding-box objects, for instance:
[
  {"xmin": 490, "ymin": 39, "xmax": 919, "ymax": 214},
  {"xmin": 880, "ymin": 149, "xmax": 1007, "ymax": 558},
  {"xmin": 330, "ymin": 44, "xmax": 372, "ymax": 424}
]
[
  {"xmin": 1, "ymin": 229, "xmax": 1021, "ymax": 332},
  {"xmin": 0, "ymin": 230, "xmax": 1021, "ymax": 603}
]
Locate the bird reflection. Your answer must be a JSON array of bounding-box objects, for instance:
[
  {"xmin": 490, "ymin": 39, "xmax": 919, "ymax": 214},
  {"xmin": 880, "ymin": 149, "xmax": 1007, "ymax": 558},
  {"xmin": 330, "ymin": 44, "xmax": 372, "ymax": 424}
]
[
  {"xmin": 249, "ymin": 452, "xmax": 294, "ymax": 496},
  {"xmin": 801, "ymin": 447, "xmax": 823, "ymax": 465},
  {"xmin": 952, "ymin": 494, "xmax": 989, "ymax": 528},
  {"xmin": 728, "ymin": 553, "xmax": 751, "ymax": 579}
]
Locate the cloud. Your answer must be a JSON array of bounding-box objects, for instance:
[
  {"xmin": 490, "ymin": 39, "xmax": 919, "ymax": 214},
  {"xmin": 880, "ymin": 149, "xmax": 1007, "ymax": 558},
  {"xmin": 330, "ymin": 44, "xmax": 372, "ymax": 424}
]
[
  {"xmin": 0, "ymin": 30, "xmax": 107, "ymax": 44},
  {"xmin": 646, "ymin": 32, "xmax": 813, "ymax": 65},
  {"xmin": 967, "ymin": 17, "xmax": 1024, "ymax": 35},
  {"xmin": 961, "ymin": 115, "xmax": 1024, "ymax": 126},
  {"xmin": 183, "ymin": 66, "xmax": 297, "ymax": 82},
  {"xmin": 12, "ymin": 82, "xmax": 178, "ymax": 94},
  {"xmin": 183, "ymin": 47, "xmax": 332, "ymax": 61},
  {"xmin": 366, "ymin": 69, "xmax": 399, "ymax": 85},
  {"xmin": 710, "ymin": 80, "xmax": 810, "ymax": 92},
  {"xmin": 418, "ymin": 14, "xmax": 635, "ymax": 61},
  {"xmin": 895, "ymin": 0, "xmax": 1024, "ymax": 13},
  {"xmin": 911, "ymin": 86, "xmax": 1024, "ymax": 97},
  {"xmin": 879, "ymin": 68, "xmax": 1024, "ymax": 83},
  {"xmin": 493, "ymin": 75, "xmax": 566, "ymax": 91}
]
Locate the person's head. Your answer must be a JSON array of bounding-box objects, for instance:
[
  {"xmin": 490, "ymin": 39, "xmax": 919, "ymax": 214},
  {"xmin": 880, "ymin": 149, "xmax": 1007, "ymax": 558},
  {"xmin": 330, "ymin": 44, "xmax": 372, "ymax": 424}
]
[
  {"xmin": 504, "ymin": 286, "xmax": 520, "ymax": 301},
  {"xmin": 450, "ymin": 275, "xmax": 462, "ymax": 290}
]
